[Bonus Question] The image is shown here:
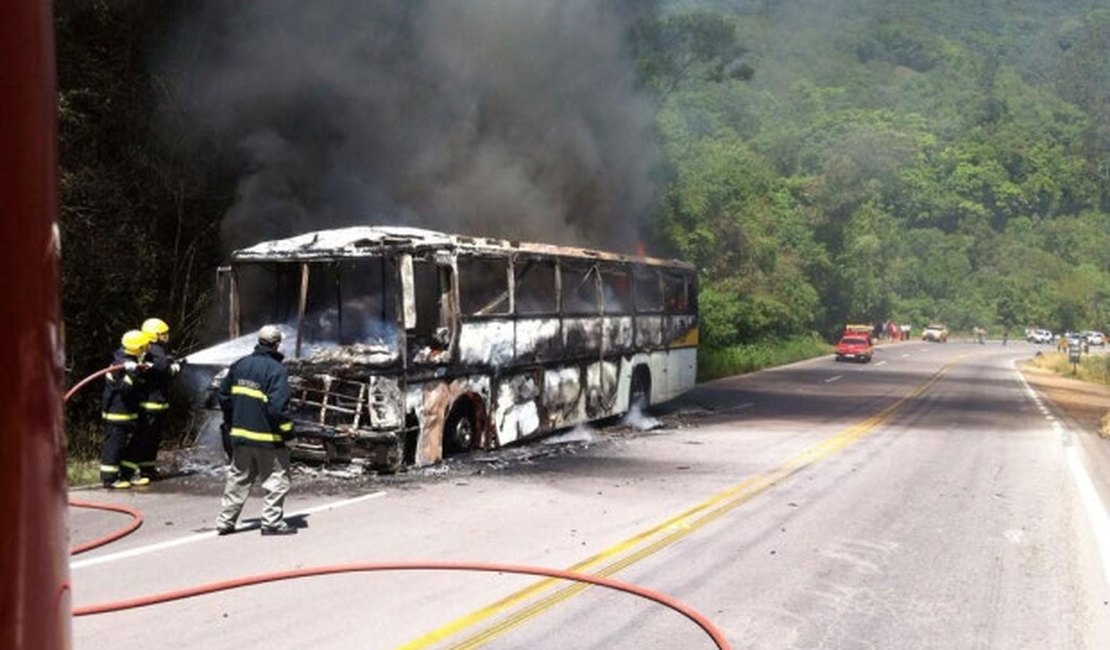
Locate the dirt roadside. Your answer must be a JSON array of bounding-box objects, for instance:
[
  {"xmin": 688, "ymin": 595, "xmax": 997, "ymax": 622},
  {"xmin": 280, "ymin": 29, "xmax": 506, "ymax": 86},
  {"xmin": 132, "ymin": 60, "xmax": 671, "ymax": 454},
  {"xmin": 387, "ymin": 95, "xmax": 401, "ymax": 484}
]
[
  {"xmin": 1020, "ymin": 364, "xmax": 1110, "ymax": 439},
  {"xmin": 1019, "ymin": 364, "xmax": 1110, "ymax": 507}
]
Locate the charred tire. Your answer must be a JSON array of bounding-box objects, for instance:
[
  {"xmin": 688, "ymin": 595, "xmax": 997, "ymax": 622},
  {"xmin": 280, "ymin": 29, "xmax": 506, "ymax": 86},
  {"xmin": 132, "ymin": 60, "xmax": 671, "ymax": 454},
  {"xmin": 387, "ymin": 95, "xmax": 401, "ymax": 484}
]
[
  {"xmin": 629, "ymin": 366, "xmax": 651, "ymax": 411},
  {"xmin": 444, "ymin": 398, "xmax": 477, "ymax": 456}
]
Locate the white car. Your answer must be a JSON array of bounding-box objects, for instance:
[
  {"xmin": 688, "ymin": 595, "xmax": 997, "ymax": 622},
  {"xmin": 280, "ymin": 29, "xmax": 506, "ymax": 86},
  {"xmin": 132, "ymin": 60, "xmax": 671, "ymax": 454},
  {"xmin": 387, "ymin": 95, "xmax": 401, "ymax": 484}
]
[
  {"xmin": 1027, "ymin": 329, "xmax": 1053, "ymax": 344},
  {"xmin": 1085, "ymin": 331, "xmax": 1105, "ymax": 346}
]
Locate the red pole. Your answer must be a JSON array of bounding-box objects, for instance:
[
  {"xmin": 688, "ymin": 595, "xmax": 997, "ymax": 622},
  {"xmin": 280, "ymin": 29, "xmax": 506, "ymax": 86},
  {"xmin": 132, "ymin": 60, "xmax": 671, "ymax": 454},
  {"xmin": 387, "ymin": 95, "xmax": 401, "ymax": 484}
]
[{"xmin": 0, "ymin": 2, "xmax": 70, "ymax": 648}]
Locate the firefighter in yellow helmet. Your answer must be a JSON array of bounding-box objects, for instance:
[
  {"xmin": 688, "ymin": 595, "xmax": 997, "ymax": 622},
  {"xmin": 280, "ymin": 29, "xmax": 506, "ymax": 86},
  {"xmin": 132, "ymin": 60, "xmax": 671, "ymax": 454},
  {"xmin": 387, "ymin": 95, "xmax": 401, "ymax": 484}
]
[
  {"xmin": 123, "ymin": 318, "xmax": 181, "ymax": 482},
  {"xmin": 100, "ymin": 330, "xmax": 150, "ymax": 489}
]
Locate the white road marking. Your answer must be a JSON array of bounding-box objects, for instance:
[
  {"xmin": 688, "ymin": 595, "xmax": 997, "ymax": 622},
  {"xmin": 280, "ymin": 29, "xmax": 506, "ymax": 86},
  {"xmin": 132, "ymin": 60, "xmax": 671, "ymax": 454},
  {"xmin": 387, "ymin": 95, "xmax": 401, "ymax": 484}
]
[
  {"xmin": 717, "ymin": 401, "xmax": 756, "ymax": 414},
  {"xmin": 901, "ymin": 354, "xmax": 911, "ymax": 358},
  {"xmin": 824, "ymin": 375, "xmax": 843, "ymax": 384},
  {"xmin": 1013, "ymin": 363, "xmax": 1110, "ymax": 587},
  {"xmin": 875, "ymin": 361, "xmax": 887, "ymax": 367},
  {"xmin": 70, "ymin": 490, "xmax": 386, "ymax": 570},
  {"xmin": 1066, "ymin": 446, "xmax": 1110, "ymax": 587}
]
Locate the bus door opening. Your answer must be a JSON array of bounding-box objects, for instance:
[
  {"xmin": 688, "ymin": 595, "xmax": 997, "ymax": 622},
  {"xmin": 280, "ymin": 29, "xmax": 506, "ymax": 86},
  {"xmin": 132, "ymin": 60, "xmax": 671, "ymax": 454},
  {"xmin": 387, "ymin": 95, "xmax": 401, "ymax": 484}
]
[{"xmin": 405, "ymin": 255, "xmax": 455, "ymax": 364}]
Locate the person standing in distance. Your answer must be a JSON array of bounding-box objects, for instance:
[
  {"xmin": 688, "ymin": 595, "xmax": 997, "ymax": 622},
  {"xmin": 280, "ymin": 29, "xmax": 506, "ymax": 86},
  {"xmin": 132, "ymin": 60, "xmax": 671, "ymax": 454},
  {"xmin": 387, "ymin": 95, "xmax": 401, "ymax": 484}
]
[{"xmin": 214, "ymin": 325, "xmax": 297, "ymax": 536}]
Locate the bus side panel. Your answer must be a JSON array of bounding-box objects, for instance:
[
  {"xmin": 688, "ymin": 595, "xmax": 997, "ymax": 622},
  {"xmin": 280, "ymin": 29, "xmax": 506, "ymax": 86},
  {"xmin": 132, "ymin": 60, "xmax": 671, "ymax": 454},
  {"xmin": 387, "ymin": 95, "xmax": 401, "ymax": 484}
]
[
  {"xmin": 408, "ymin": 374, "xmax": 492, "ymax": 465},
  {"xmin": 458, "ymin": 320, "xmax": 514, "ymax": 366},
  {"xmin": 603, "ymin": 316, "xmax": 634, "ymax": 353},
  {"xmin": 635, "ymin": 315, "xmax": 664, "ymax": 348},
  {"xmin": 563, "ymin": 317, "xmax": 603, "ymax": 351},
  {"xmin": 541, "ymin": 365, "xmax": 585, "ymax": 430},
  {"xmin": 492, "ymin": 371, "xmax": 543, "ymax": 445},
  {"xmin": 584, "ymin": 359, "xmax": 621, "ymax": 419},
  {"xmin": 514, "ymin": 318, "xmax": 562, "ymax": 364},
  {"xmin": 659, "ymin": 347, "xmax": 697, "ymax": 402},
  {"xmin": 665, "ymin": 314, "xmax": 699, "ymax": 348}
]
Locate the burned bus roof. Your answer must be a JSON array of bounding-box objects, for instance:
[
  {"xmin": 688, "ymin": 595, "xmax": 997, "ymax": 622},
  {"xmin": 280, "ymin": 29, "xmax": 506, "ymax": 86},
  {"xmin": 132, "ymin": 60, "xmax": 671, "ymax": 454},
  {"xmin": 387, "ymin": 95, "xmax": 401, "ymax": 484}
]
[{"xmin": 231, "ymin": 225, "xmax": 695, "ymax": 270}]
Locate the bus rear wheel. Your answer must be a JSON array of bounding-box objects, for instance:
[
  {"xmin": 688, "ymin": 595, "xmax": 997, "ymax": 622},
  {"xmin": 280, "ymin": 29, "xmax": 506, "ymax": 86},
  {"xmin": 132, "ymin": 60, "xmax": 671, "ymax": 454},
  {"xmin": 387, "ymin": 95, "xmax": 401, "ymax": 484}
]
[
  {"xmin": 444, "ymin": 398, "xmax": 477, "ymax": 455},
  {"xmin": 629, "ymin": 366, "xmax": 651, "ymax": 411}
]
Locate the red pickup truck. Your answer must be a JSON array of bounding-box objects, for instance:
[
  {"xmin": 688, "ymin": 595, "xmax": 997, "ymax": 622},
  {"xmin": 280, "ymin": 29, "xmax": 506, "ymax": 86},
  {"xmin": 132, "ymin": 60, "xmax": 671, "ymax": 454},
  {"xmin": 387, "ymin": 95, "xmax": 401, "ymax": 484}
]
[{"xmin": 835, "ymin": 335, "xmax": 873, "ymax": 363}]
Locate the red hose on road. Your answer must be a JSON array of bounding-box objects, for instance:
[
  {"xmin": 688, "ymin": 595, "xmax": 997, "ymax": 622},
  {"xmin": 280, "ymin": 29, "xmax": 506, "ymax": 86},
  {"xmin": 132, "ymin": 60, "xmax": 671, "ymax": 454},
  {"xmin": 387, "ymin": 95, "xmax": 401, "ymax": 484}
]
[
  {"xmin": 63, "ymin": 368, "xmax": 731, "ymax": 649},
  {"xmin": 66, "ymin": 366, "xmax": 145, "ymax": 554},
  {"xmin": 68, "ymin": 500, "xmax": 143, "ymax": 555},
  {"xmin": 72, "ymin": 560, "xmax": 731, "ymax": 649}
]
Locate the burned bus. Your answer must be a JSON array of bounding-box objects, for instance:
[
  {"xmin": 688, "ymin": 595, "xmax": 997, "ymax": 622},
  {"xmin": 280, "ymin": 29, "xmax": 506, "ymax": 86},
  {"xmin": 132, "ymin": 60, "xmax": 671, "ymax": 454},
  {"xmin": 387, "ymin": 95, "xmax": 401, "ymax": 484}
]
[{"xmin": 188, "ymin": 226, "xmax": 698, "ymax": 471}]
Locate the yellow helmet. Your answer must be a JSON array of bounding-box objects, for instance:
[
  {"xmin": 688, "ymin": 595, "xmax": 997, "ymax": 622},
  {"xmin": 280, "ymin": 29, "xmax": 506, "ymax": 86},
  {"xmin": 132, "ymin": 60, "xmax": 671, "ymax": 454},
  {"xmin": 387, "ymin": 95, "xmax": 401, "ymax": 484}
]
[
  {"xmin": 141, "ymin": 317, "xmax": 170, "ymax": 340},
  {"xmin": 121, "ymin": 329, "xmax": 151, "ymax": 356}
]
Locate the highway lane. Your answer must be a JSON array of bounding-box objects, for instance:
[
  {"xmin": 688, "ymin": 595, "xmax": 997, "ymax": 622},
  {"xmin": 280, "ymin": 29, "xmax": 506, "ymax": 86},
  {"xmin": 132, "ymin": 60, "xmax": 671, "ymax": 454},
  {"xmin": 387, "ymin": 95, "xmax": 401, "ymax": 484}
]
[{"xmin": 70, "ymin": 341, "xmax": 1110, "ymax": 649}]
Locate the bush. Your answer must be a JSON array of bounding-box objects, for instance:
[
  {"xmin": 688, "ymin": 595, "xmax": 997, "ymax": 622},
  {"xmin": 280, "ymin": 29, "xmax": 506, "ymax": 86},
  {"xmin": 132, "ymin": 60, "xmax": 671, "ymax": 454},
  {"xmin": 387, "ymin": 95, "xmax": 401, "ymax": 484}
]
[{"xmin": 698, "ymin": 334, "xmax": 830, "ymax": 381}]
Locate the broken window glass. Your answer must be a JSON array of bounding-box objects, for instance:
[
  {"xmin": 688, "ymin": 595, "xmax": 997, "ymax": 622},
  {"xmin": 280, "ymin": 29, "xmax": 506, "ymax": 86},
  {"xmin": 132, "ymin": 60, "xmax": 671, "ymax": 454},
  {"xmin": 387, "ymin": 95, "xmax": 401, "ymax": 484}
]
[
  {"xmin": 514, "ymin": 258, "xmax": 557, "ymax": 315},
  {"xmin": 601, "ymin": 267, "xmax": 632, "ymax": 314},
  {"xmin": 459, "ymin": 256, "xmax": 509, "ymax": 316},
  {"xmin": 236, "ymin": 262, "xmax": 300, "ymax": 334},
  {"xmin": 634, "ymin": 268, "xmax": 662, "ymax": 312},
  {"xmin": 663, "ymin": 273, "xmax": 692, "ymax": 314},
  {"xmin": 561, "ymin": 262, "xmax": 598, "ymax": 315}
]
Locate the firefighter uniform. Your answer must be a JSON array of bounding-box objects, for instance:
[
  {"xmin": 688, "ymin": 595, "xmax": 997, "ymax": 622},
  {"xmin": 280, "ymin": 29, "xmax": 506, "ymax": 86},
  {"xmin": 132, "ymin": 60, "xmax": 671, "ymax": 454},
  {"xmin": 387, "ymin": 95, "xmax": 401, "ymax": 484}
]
[
  {"xmin": 127, "ymin": 337, "xmax": 177, "ymax": 479},
  {"xmin": 214, "ymin": 326, "xmax": 296, "ymax": 535},
  {"xmin": 100, "ymin": 343, "xmax": 147, "ymax": 488}
]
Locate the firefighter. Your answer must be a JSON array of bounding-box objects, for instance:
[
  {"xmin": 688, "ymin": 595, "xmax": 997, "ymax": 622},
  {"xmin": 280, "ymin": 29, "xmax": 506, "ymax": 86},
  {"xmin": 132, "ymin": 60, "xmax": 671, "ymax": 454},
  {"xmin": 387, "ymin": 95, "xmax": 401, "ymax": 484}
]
[
  {"xmin": 100, "ymin": 330, "xmax": 150, "ymax": 489},
  {"xmin": 214, "ymin": 325, "xmax": 297, "ymax": 536},
  {"xmin": 124, "ymin": 317, "xmax": 181, "ymax": 481}
]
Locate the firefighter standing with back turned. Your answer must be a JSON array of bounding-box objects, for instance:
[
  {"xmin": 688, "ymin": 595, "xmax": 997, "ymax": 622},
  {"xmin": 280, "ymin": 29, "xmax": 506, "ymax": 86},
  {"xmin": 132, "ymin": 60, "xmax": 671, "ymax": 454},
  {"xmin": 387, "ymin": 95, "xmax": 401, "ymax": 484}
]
[
  {"xmin": 100, "ymin": 330, "xmax": 150, "ymax": 489},
  {"xmin": 125, "ymin": 317, "xmax": 181, "ymax": 481},
  {"xmin": 214, "ymin": 324, "xmax": 297, "ymax": 536}
]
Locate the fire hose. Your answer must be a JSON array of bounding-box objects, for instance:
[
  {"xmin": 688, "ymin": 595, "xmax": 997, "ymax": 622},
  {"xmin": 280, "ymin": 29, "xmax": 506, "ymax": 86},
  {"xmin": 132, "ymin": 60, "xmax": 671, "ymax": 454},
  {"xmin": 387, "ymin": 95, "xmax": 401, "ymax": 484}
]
[
  {"xmin": 64, "ymin": 363, "xmax": 123, "ymax": 402},
  {"xmin": 65, "ymin": 366, "xmax": 731, "ymax": 649}
]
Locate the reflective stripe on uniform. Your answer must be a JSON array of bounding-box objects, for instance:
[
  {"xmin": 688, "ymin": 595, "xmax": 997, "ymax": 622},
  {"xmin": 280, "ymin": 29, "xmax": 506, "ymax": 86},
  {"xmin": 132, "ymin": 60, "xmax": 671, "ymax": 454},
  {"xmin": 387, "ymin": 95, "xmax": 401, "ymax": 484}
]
[
  {"xmin": 279, "ymin": 421, "xmax": 293, "ymax": 432},
  {"xmin": 102, "ymin": 412, "xmax": 138, "ymax": 422},
  {"xmin": 140, "ymin": 401, "xmax": 170, "ymax": 411},
  {"xmin": 121, "ymin": 460, "xmax": 140, "ymax": 470},
  {"xmin": 231, "ymin": 385, "xmax": 269, "ymax": 402},
  {"xmin": 230, "ymin": 427, "xmax": 282, "ymax": 443},
  {"xmin": 100, "ymin": 464, "xmax": 119, "ymax": 473}
]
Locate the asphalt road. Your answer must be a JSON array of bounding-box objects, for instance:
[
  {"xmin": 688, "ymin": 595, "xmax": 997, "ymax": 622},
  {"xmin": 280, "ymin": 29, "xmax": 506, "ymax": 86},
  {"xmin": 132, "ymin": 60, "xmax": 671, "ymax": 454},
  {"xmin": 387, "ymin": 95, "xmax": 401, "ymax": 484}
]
[{"xmin": 69, "ymin": 341, "xmax": 1110, "ymax": 649}]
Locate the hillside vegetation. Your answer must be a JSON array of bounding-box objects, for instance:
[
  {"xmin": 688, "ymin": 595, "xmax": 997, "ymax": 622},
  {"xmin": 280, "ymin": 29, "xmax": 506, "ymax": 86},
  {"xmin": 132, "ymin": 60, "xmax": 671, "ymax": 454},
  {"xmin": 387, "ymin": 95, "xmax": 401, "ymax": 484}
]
[{"xmin": 647, "ymin": 0, "xmax": 1108, "ymax": 345}]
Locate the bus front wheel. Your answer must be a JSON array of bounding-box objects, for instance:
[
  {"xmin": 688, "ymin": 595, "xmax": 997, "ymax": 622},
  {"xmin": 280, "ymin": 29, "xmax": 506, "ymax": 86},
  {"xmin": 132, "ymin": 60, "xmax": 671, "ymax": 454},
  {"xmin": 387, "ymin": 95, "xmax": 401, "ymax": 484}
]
[{"xmin": 444, "ymin": 398, "xmax": 477, "ymax": 455}]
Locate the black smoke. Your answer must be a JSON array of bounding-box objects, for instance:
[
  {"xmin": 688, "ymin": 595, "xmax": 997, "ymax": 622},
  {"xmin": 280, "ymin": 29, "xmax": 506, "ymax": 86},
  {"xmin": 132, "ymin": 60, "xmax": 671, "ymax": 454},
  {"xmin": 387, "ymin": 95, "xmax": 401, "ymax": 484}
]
[{"xmin": 161, "ymin": 0, "xmax": 660, "ymax": 253}]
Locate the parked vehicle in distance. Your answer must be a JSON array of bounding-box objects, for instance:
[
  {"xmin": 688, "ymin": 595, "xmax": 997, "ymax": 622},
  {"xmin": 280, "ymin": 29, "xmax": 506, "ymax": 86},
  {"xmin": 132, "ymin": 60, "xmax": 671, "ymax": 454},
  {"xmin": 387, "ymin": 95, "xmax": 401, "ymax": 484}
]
[
  {"xmin": 921, "ymin": 324, "xmax": 949, "ymax": 343},
  {"xmin": 843, "ymin": 323, "xmax": 874, "ymax": 344},
  {"xmin": 1084, "ymin": 331, "xmax": 1105, "ymax": 346},
  {"xmin": 835, "ymin": 335, "xmax": 873, "ymax": 363},
  {"xmin": 1027, "ymin": 329, "xmax": 1053, "ymax": 344}
]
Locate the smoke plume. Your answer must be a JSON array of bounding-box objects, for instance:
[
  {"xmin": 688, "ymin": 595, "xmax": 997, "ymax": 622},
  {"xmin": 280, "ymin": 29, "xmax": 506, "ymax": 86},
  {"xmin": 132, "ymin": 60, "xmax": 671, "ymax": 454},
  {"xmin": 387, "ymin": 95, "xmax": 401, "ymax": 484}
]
[{"xmin": 163, "ymin": 0, "xmax": 659, "ymax": 253}]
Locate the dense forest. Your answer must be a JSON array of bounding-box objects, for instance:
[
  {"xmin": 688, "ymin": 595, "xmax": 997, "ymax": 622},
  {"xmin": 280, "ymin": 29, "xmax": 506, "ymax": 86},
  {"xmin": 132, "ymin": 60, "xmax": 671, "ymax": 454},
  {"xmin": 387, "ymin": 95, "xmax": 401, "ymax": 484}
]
[{"xmin": 56, "ymin": 1, "xmax": 1108, "ymax": 441}]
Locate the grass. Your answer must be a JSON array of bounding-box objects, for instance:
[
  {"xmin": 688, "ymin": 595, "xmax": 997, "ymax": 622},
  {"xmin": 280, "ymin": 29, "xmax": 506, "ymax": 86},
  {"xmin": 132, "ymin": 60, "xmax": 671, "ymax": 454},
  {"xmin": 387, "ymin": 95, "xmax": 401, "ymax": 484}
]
[
  {"xmin": 1023, "ymin": 350, "xmax": 1110, "ymax": 385},
  {"xmin": 65, "ymin": 421, "xmax": 104, "ymax": 488},
  {"xmin": 67, "ymin": 458, "xmax": 101, "ymax": 487},
  {"xmin": 698, "ymin": 335, "xmax": 832, "ymax": 382},
  {"xmin": 1023, "ymin": 350, "xmax": 1110, "ymax": 438}
]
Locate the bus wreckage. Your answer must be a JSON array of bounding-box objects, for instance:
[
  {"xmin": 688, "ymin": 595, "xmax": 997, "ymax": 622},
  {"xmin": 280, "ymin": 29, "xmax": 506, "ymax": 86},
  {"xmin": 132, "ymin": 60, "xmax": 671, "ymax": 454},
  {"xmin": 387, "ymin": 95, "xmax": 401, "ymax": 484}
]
[{"xmin": 187, "ymin": 226, "xmax": 698, "ymax": 472}]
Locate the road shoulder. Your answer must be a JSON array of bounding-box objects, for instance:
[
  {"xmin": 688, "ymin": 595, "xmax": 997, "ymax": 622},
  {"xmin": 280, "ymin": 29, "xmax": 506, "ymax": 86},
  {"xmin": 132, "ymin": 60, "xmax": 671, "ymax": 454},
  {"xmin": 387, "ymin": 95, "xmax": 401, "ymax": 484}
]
[{"xmin": 1019, "ymin": 364, "xmax": 1110, "ymax": 509}]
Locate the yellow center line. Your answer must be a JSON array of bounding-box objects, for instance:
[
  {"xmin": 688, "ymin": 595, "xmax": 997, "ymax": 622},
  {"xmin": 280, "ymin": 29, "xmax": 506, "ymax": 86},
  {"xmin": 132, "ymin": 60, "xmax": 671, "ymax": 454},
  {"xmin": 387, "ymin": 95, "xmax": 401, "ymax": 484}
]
[{"xmin": 400, "ymin": 359, "xmax": 957, "ymax": 650}]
